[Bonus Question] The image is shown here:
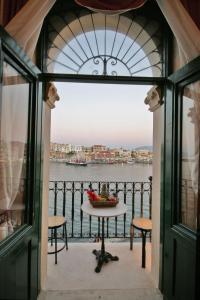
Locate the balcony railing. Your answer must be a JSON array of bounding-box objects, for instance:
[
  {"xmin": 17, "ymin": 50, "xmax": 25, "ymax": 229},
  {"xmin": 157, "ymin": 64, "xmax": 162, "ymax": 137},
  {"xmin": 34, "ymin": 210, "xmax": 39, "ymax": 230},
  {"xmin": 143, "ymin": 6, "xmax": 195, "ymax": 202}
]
[{"xmin": 49, "ymin": 177, "xmax": 152, "ymax": 239}]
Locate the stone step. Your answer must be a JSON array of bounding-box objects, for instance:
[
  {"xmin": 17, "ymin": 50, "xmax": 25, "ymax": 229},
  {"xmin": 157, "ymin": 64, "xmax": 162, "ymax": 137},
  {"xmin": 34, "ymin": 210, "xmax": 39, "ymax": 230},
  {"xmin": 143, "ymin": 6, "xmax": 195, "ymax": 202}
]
[{"xmin": 38, "ymin": 288, "xmax": 163, "ymax": 300}]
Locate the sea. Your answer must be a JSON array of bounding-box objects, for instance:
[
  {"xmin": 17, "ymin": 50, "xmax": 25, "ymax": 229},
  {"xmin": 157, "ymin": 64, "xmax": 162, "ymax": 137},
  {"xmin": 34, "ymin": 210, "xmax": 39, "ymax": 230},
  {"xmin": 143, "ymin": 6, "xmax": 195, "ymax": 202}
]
[
  {"xmin": 49, "ymin": 162, "xmax": 152, "ymax": 240},
  {"xmin": 50, "ymin": 161, "xmax": 152, "ymax": 182}
]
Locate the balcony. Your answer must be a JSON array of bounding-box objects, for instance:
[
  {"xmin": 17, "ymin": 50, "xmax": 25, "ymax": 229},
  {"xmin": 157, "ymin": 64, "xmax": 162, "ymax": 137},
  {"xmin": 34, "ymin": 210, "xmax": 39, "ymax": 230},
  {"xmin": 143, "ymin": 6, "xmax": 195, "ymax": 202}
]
[
  {"xmin": 38, "ymin": 242, "xmax": 162, "ymax": 300},
  {"xmin": 38, "ymin": 179, "xmax": 162, "ymax": 300}
]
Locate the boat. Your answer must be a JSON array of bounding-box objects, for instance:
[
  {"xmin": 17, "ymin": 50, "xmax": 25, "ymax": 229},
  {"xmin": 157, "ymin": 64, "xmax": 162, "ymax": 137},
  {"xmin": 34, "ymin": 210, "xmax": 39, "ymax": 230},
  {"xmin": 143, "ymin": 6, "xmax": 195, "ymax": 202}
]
[
  {"xmin": 87, "ymin": 159, "xmax": 114, "ymax": 164},
  {"xmin": 127, "ymin": 159, "xmax": 135, "ymax": 164},
  {"xmin": 66, "ymin": 160, "xmax": 87, "ymax": 166}
]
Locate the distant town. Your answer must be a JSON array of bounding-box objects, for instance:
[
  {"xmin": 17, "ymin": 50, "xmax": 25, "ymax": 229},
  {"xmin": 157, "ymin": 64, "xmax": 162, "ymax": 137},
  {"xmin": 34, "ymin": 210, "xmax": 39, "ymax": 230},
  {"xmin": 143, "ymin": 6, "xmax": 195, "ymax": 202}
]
[{"xmin": 50, "ymin": 143, "xmax": 153, "ymax": 164}]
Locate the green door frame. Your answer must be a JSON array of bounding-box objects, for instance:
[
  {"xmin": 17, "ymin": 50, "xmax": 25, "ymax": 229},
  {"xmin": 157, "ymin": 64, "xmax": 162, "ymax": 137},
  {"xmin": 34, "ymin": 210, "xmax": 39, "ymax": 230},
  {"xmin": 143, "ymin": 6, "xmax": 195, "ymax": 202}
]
[
  {"xmin": 162, "ymin": 55, "xmax": 200, "ymax": 300},
  {"xmin": 0, "ymin": 27, "xmax": 43, "ymax": 300},
  {"xmin": 0, "ymin": 12, "xmax": 173, "ymax": 297}
]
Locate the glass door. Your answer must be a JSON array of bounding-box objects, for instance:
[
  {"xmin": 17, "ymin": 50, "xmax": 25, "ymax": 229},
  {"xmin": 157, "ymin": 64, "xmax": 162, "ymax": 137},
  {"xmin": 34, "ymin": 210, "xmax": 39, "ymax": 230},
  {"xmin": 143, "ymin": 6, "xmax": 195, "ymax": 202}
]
[
  {"xmin": 0, "ymin": 29, "xmax": 42, "ymax": 300},
  {"xmin": 162, "ymin": 61, "xmax": 200, "ymax": 300}
]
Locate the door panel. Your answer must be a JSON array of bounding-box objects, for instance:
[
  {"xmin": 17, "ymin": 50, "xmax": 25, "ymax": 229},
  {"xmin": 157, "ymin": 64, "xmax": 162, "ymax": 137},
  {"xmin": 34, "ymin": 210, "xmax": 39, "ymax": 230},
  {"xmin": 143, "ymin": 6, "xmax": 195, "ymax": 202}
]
[
  {"xmin": 163, "ymin": 58, "xmax": 200, "ymax": 300},
  {"xmin": 0, "ymin": 227, "xmax": 32, "ymax": 299},
  {"xmin": 0, "ymin": 28, "xmax": 42, "ymax": 300},
  {"xmin": 175, "ymin": 237, "xmax": 195, "ymax": 300}
]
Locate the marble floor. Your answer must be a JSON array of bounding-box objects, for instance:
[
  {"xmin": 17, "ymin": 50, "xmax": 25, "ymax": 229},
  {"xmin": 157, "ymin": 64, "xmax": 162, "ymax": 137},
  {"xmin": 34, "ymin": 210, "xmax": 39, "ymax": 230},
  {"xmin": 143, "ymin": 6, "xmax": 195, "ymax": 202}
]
[{"xmin": 38, "ymin": 242, "xmax": 163, "ymax": 300}]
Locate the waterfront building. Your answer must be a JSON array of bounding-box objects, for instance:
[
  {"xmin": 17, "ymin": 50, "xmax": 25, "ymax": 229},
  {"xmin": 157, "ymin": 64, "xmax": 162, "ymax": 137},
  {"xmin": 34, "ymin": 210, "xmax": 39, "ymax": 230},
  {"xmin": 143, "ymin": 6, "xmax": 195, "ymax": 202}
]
[
  {"xmin": 122, "ymin": 149, "xmax": 132, "ymax": 159},
  {"xmin": 111, "ymin": 148, "xmax": 124, "ymax": 158},
  {"xmin": 51, "ymin": 142, "xmax": 70, "ymax": 153},
  {"xmin": 0, "ymin": 1, "xmax": 200, "ymax": 300},
  {"xmin": 92, "ymin": 144, "xmax": 107, "ymax": 152},
  {"xmin": 74, "ymin": 145, "xmax": 83, "ymax": 152},
  {"xmin": 82, "ymin": 146, "xmax": 92, "ymax": 153},
  {"xmin": 137, "ymin": 149, "xmax": 151, "ymax": 156},
  {"xmin": 51, "ymin": 143, "xmax": 83, "ymax": 155},
  {"xmin": 93, "ymin": 150, "xmax": 115, "ymax": 160}
]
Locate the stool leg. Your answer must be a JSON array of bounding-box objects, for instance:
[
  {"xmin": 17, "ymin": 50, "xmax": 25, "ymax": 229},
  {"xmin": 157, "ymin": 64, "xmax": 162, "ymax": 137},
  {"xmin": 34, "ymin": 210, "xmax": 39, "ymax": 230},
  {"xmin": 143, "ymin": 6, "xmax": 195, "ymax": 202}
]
[
  {"xmin": 130, "ymin": 224, "xmax": 134, "ymax": 250},
  {"xmin": 51, "ymin": 229, "xmax": 53, "ymax": 246},
  {"xmin": 62, "ymin": 225, "xmax": 65, "ymax": 238},
  {"xmin": 141, "ymin": 230, "xmax": 147, "ymax": 268},
  {"xmin": 54, "ymin": 227, "xmax": 57, "ymax": 264},
  {"xmin": 64, "ymin": 223, "xmax": 68, "ymax": 250}
]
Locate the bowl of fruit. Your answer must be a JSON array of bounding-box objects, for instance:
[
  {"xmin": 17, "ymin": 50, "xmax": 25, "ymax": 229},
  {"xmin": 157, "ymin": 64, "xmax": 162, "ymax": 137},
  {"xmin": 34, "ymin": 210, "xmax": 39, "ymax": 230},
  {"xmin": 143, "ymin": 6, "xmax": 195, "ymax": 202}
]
[{"xmin": 86, "ymin": 184, "xmax": 119, "ymax": 208}]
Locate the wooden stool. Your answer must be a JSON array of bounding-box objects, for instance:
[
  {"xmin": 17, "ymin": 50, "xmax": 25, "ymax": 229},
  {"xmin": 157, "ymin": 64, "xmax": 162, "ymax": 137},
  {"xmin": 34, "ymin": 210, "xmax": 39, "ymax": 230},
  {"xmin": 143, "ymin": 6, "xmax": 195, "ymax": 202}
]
[
  {"xmin": 48, "ymin": 216, "xmax": 68, "ymax": 264},
  {"xmin": 130, "ymin": 217, "xmax": 152, "ymax": 268}
]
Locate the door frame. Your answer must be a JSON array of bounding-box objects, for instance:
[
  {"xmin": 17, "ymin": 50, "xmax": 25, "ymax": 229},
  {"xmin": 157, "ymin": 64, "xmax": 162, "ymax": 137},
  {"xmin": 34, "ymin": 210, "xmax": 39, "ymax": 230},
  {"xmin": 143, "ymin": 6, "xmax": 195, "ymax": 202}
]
[
  {"xmin": 161, "ymin": 55, "xmax": 200, "ymax": 299},
  {"xmin": 0, "ymin": 27, "xmax": 43, "ymax": 300}
]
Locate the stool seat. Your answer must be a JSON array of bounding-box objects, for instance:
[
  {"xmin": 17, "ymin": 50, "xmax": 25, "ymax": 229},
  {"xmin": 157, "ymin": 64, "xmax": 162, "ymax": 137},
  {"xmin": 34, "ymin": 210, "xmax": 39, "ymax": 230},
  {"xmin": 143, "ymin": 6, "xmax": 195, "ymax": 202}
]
[
  {"xmin": 48, "ymin": 216, "xmax": 66, "ymax": 228},
  {"xmin": 132, "ymin": 218, "xmax": 152, "ymax": 231}
]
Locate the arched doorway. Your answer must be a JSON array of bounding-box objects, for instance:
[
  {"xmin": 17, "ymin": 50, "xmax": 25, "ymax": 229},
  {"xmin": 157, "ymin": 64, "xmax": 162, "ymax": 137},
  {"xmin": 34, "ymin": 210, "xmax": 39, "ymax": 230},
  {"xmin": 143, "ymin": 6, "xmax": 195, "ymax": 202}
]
[{"xmin": 39, "ymin": 0, "xmax": 167, "ymax": 293}]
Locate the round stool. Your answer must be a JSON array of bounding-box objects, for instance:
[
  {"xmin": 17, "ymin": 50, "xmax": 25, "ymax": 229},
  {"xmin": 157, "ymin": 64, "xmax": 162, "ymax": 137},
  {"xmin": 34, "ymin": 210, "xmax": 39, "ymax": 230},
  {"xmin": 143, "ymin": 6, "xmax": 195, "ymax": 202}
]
[
  {"xmin": 130, "ymin": 217, "xmax": 152, "ymax": 268},
  {"xmin": 48, "ymin": 216, "xmax": 68, "ymax": 264}
]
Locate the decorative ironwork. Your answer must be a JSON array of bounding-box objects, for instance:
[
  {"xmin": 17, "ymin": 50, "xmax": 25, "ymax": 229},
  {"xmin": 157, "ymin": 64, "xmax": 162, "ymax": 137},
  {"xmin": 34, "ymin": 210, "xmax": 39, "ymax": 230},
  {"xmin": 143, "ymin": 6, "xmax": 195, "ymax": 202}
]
[
  {"xmin": 47, "ymin": 10, "xmax": 162, "ymax": 77},
  {"xmin": 49, "ymin": 179, "xmax": 152, "ymax": 239}
]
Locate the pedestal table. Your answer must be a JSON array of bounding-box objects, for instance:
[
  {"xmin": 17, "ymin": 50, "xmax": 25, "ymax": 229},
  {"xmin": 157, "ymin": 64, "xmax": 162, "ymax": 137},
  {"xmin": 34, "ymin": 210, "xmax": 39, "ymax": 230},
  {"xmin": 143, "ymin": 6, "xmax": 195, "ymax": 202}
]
[{"xmin": 81, "ymin": 200, "xmax": 127, "ymax": 273}]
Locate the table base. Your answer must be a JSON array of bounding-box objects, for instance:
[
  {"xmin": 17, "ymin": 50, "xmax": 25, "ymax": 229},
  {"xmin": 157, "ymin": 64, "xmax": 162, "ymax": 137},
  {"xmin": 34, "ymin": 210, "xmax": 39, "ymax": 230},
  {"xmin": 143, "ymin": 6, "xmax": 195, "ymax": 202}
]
[{"xmin": 92, "ymin": 249, "xmax": 119, "ymax": 273}]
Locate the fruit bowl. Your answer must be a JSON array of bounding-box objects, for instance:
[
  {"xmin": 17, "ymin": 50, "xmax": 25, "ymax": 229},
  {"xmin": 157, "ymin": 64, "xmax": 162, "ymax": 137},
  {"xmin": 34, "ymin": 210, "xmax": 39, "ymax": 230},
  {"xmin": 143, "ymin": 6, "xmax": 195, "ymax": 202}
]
[{"xmin": 89, "ymin": 197, "xmax": 119, "ymax": 208}]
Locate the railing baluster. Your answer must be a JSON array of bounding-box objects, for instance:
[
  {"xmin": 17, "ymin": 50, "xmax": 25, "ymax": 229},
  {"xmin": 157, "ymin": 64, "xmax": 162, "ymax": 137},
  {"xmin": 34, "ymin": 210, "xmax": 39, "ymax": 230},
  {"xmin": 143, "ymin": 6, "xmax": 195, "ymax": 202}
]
[
  {"xmin": 107, "ymin": 218, "xmax": 109, "ymax": 238},
  {"xmin": 89, "ymin": 215, "xmax": 92, "ymax": 238},
  {"xmin": 132, "ymin": 182, "xmax": 135, "ymax": 219},
  {"xmin": 115, "ymin": 182, "xmax": 118, "ymax": 237},
  {"xmin": 107, "ymin": 182, "xmax": 110, "ymax": 237},
  {"xmin": 62, "ymin": 182, "xmax": 66, "ymax": 237},
  {"xmin": 149, "ymin": 176, "xmax": 152, "ymax": 219},
  {"xmin": 89, "ymin": 181, "xmax": 92, "ymax": 238},
  {"xmin": 124, "ymin": 182, "xmax": 126, "ymax": 238},
  {"xmin": 54, "ymin": 182, "xmax": 57, "ymax": 216},
  {"xmin": 72, "ymin": 182, "xmax": 75, "ymax": 238},
  {"xmin": 63, "ymin": 181, "xmax": 66, "ymax": 217},
  {"xmin": 98, "ymin": 182, "xmax": 101, "ymax": 238},
  {"xmin": 80, "ymin": 182, "xmax": 83, "ymax": 238},
  {"xmin": 140, "ymin": 182, "xmax": 144, "ymax": 218}
]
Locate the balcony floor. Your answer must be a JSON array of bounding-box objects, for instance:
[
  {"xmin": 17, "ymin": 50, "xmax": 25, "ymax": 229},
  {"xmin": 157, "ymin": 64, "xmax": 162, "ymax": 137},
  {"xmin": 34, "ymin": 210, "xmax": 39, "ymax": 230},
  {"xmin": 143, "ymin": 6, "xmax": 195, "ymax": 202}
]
[{"xmin": 38, "ymin": 242, "xmax": 162, "ymax": 300}]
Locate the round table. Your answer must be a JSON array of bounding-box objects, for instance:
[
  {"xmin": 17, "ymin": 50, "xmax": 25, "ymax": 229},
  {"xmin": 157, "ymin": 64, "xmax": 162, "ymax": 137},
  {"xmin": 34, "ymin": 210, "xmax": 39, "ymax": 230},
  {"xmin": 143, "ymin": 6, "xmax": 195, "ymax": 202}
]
[{"xmin": 81, "ymin": 200, "xmax": 127, "ymax": 273}]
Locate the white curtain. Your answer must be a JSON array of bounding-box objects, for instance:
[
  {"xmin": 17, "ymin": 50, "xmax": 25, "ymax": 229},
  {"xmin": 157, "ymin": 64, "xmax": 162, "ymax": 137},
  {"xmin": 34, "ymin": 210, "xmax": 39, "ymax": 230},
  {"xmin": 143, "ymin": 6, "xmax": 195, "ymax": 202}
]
[
  {"xmin": 0, "ymin": 62, "xmax": 30, "ymax": 240},
  {"xmin": 156, "ymin": 0, "xmax": 200, "ymax": 64},
  {"xmin": 5, "ymin": 0, "xmax": 56, "ymax": 59},
  {"xmin": 0, "ymin": 62, "xmax": 29, "ymax": 211}
]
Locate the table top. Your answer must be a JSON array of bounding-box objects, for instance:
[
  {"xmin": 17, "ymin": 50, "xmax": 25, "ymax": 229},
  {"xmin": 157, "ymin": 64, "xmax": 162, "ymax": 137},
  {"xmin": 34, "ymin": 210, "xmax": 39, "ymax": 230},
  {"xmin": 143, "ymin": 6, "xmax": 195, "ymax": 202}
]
[{"xmin": 81, "ymin": 200, "xmax": 127, "ymax": 218}]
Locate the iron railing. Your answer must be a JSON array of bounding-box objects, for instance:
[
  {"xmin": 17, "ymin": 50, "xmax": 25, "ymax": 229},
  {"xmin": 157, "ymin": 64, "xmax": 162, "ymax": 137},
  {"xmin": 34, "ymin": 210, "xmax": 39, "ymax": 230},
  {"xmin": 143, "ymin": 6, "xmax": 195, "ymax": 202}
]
[{"xmin": 49, "ymin": 177, "xmax": 152, "ymax": 239}]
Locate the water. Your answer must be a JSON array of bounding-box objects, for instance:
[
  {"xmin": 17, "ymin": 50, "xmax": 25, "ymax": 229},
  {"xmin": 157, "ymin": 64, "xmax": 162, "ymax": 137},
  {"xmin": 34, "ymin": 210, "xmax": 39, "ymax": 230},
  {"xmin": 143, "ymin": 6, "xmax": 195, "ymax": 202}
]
[
  {"xmin": 50, "ymin": 162, "xmax": 152, "ymax": 182},
  {"xmin": 49, "ymin": 162, "xmax": 152, "ymax": 239}
]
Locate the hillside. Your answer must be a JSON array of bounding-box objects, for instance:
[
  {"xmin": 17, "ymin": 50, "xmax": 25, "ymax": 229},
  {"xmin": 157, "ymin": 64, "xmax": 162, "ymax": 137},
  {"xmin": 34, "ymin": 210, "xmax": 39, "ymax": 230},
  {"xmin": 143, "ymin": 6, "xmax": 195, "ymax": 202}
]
[{"xmin": 135, "ymin": 146, "xmax": 153, "ymax": 151}]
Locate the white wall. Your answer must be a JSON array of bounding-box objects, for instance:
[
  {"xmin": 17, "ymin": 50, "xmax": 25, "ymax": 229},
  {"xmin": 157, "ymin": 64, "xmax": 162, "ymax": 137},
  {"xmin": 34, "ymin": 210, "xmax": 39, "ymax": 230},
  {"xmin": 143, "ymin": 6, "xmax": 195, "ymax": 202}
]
[
  {"xmin": 151, "ymin": 105, "xmax": 163, "ymax": 287},
  {"xmin": 40, "ymin": 102, "xmax": 51, "ymax": 289}
]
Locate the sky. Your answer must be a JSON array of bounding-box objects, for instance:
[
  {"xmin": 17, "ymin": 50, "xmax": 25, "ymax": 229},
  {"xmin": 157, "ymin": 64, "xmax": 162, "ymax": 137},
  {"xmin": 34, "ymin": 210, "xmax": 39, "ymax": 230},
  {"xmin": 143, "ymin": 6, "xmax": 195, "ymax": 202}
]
[{"xmin": 51, "ymin": 82, "xmax": 153, "ymax": 150}]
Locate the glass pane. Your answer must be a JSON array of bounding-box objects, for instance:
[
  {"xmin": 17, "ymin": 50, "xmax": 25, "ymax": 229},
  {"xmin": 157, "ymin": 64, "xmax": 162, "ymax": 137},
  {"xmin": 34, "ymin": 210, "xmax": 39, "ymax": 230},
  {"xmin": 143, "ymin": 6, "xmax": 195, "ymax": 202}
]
[
  {"xmin": 0, "ymin": 61, "xmax": 30, "ymax": 241},
  {"xmin": 181, "ymin": 82, "xmax": 200, "ymax": 230}
]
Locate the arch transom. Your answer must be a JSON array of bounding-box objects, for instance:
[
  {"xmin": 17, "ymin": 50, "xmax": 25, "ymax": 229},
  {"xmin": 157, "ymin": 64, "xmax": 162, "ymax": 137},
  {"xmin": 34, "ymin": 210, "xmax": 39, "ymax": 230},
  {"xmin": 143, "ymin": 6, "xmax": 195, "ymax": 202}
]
[{"xmin": 46, "ymin": 10, "xmax": 163, "ymax": 77}]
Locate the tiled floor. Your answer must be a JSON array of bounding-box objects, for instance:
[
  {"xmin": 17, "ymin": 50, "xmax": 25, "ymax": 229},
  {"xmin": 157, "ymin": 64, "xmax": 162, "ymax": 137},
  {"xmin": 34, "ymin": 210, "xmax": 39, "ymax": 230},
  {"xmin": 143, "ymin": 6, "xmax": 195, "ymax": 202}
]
[{"xmin": 38, "ymin": 242, "xmax": 163, "ymax": 300}]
